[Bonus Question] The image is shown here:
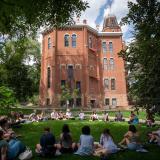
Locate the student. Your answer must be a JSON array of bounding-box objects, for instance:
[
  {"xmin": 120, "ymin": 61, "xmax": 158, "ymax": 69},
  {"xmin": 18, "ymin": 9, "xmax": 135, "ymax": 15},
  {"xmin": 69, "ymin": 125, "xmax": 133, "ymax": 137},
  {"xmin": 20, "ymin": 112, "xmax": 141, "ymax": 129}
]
[
  {"xmin": 51, "ymin": 110, "xmax": 58, "ymax": 120},
  {"xmin": 146, "ymin": 110, "xmax": 155, "ymax": 127},
  {"xmin": 0, "ymin": 130, "xmax": 26, "ymax": 160},
  {"xmin": 75, "ymin": 125, "xmax": 94, "ymax": 156},
  {"xmin": 147, "ymin": 128, "xmax": 160, "ymax": 146},
  {"xmin": 128, "ymin": 111, "xmax": 139, "ymax": 124},
  {"xmin": 59, "ymin": 124, "xmax": 77, "ymax": 153},
  {"xmin": 90, "ymin": 111, "xmax": 99, "ymax": 121},
  {"xmin": 119, "ymin": 125, "xmax": 142, "ymax": 150},
  {"xmin": 115, "ymin": 110, "xmax": 124, "ymax": 121},
  {"xmin": 94, "ymin": 128, "xmax": 119, "ymax": 157},
  {"xmin": 66, "ymin": 109, "xmax": 73, "ymax": 119},
  {"xmin": 103, "ymin": 111, "xmax": 109, "ymax": 122},
  {"xmin": 35, "ymin": 127, "xmax": 60, "ymax": 157},
  {"xmin": 79, "ymin": 111, "xmax": 85, "ymax": 120}
]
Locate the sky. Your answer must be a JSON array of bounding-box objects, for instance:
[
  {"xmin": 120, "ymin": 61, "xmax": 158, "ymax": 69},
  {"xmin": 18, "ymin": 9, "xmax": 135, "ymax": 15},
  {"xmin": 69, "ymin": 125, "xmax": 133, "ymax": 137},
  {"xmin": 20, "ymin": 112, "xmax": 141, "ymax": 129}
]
[{"xmin": 80, "ymin": 0, "xmax": 136, "ymax": 43}]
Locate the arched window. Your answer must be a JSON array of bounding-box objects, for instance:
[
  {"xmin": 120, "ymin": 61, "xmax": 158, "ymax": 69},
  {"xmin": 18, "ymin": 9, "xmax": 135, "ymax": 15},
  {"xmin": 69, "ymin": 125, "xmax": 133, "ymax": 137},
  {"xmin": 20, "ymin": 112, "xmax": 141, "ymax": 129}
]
[
  {"xmin": 48, "ymin": 37, "xmax": 51, "ymax": 49},
  {"xmin": 102, "ymin": 41, "xmax": 107, "ymax": 53},
  {"xmin": 89, "ymin": 36, "xmax": 92, "ymax": 48},
  {"xmin": 47, "ymin": 67, "xmax": 51, "ymax": 88},
  {"xmin": 72, "ymin": 34, "xmax": 77, "ymax": 47},
  {"xmin": 64, "ymin": 34, "xmax": 69, "ymax": 47},
  {"xmin": 109, "ymin": 41, "xmax": 113, "ymax": 53}
]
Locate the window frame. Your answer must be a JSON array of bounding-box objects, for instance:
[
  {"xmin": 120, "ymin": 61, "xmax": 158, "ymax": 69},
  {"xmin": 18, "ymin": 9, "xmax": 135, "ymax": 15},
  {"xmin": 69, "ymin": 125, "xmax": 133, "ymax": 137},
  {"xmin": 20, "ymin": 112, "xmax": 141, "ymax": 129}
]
[
  {"xmin": 64, "ymin": 34, "xmax": 70, "ymax": 47},
  {"xmin": 71, "ymin": 34, "xmax": 77, "ymax": 48}
]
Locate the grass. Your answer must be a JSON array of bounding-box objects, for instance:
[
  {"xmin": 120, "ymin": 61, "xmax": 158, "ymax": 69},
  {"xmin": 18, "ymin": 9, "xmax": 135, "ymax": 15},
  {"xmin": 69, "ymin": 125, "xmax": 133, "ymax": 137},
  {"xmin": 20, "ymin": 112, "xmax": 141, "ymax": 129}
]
[{"xmin": 13, "ymin": 120, "xmax": 160, "ymax": 160}]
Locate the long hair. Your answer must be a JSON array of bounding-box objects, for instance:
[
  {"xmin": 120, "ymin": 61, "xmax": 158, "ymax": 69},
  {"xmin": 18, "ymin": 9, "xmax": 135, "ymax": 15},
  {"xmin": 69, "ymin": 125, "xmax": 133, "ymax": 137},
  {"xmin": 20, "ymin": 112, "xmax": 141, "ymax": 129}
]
[
  {"xmin": 103, "ymin": 128, "xmax": 113, "ymax": 140},
  {"xmin": 129, "ymin": 125, "xmax": 137, "ymax": 133},
  {"xmin": 62, "ymin": 124, "xmax": 72, "ymax": 141}
]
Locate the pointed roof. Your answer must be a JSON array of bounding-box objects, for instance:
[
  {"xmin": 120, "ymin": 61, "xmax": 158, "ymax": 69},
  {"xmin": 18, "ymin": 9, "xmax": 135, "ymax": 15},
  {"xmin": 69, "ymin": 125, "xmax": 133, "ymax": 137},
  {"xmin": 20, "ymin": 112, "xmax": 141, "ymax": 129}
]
[{"xmin": 103, "ymin": 14, "xmax": 120, "ymax": 31}]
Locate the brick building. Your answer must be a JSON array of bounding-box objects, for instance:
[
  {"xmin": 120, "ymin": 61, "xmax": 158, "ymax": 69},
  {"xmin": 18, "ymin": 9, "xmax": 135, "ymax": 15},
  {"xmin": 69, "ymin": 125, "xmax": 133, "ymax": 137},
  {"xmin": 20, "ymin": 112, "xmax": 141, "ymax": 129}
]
[{"xmin": 39, "ymin": 14, "xmax": 128, "ymax": 108}]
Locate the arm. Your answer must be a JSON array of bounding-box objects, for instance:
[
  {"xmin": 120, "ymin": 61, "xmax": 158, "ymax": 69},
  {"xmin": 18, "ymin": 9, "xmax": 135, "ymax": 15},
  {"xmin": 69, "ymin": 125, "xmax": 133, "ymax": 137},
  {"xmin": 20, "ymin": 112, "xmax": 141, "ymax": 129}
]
[{"xmin": 1, "ymin": 146, "xmax": 7, "ymax": 160}]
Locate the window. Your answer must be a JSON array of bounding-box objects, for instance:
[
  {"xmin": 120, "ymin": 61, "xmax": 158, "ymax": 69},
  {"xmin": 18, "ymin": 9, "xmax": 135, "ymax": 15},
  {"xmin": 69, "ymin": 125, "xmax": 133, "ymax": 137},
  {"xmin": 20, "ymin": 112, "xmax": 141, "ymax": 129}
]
[
  {"xmin": 104, "ymin": 79, "xmax": 109, "ymax": 89},
  {"xmin": 46, "ymin": 98, "xmax": 50, "ymax": 105},
  {"xmin": 89, "ymin": 36, "xmax": 92, "ymax": 48},
  {"xmin": 111, "ymin": 78, "xmax": 116, "ymax": 90},
  {"xmin": 64, "ymin": 34, "xmax": 69, "ymax": 47},
  {"xmin": 76, "ymin": 98, "xmax": 81, "ymax": 106},
  {"xmin": 105, "ymin": 98, "xmax": 109, "ymax": 105},
  {"xmin": 109, "ymin": 42, "xmax": 113, "ymax": 53},
  {"xmin": 103, "ymin": 58, "xmax": 107, "ymax": 70},
  {"xmin": 102, "ymin": 41, "xmax": 107, "ymax": 53},
  {"xmin": 110, "ymin": 58, "xmax": 114, "ymax": 70},
  {"xmin": 72, "ymin": 34, "xmax": 76, "ymax": 47},
  {"xmin": 112, "ymin": 98, "xmax": 117, "ymax": 106},
  {"xmin": 75, "ymin": 64, "xmax": 81, "ymax": 69},
  {"xmin": 76, "ymin": 81, "xmax": 81, "ymax": 93},
  {"xmin": 61, "ymin": 80, "xmax": 66, "ymax": 87},
  {"xmin": 47, "ymin": 67, "xmax": 51, "ymax": 88},
  {"xmin": 67, "ymin": 65, "xmax": 74, "ymax": 79},
  {"xmin": 48, "ymin": 37, "xmax": 51, "ymax": 49}
]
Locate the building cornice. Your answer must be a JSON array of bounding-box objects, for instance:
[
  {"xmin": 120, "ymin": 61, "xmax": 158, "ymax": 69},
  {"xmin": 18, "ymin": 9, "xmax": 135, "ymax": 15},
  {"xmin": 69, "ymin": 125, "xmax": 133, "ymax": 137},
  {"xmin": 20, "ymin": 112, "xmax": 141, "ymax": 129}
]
[{"xmin": 42, "ymin": 24, "xmax": 123, "ymax": 37}]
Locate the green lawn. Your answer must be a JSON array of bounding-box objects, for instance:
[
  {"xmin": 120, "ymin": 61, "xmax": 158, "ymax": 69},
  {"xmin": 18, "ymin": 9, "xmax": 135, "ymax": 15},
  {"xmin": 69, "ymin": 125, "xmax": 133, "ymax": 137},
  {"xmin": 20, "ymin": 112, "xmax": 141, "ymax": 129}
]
[{"xmin": 13, "ymin": 120, "xmax": 160, "ymax": 160}]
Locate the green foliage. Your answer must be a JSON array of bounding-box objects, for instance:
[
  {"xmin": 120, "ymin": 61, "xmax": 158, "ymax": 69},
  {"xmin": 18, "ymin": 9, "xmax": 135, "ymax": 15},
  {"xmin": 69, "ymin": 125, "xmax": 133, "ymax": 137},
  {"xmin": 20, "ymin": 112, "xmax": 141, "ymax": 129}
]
[
  {"xmin": 0, "ymin": 86, "xmax": 16, "ymax": 108},
  {"xmin": 0, "ymin": 38, "xmax": 41, "ymax": 102},
  {"xmin": 0, "ymin": 0, "xmax": 89, "ymax": 37},
  {"xmin": 60, "ymin": 85, "xmax": 72, "ymax": 103},
  {"xmin": 119, "ymin": 0, "xmax": 160, "ymax": 113}
]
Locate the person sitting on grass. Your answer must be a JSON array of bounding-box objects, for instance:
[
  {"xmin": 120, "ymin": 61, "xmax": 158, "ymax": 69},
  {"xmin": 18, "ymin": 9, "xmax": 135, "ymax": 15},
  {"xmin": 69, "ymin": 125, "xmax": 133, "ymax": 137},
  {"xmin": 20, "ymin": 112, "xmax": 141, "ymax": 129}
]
[
  {"xmin": 51, "ymin": 110, "xmax": 59, "ymax": 120},
  {"xmin": 115, "ymin": 110, "xmax": 124, "ymax": 122},
  {"xmin": 94, "ymin": 128, "xmax": 119, "ymax": 157},
  {"xmin": 59, "ymin": 124, "xmax": 77, "ymax": 153},
  {"xmin": 0, "ymin": 130, "xmax": 26, "ymax": 160},
  {"xmin": 146, "ymin": 110, "xmax": 155, "ymax": 127},
  {"xmin": 90, "ymin": 111, "xmax": 99, "ymax": 121},
  {"xmin": 147, "ymin": 128, "xmax": 160, "ymax": 146},
  {"xmin": 35, "ymin": 127, "xmax": 61, "ymax": 157},
  {"xmin": 128, "ymin": 111, "xmax": 139, "ymax": 124},
  {"xmin": 66, "ymin": 109, "xmax": 74, "ymax": 119},
  {"xmin": 103, "ymin": 111, "xmax": 109, "ymax": 122},
  {"xmin": 75, "ymin": 125, "xmax": 94, "ymax": 156},
  {"xmin": 79, "ymin": 110, "xmax": 85, "ymax": 120},
  {"xmin": 118, "ymin": 125, "xmax": 146, "ymax": 152}
]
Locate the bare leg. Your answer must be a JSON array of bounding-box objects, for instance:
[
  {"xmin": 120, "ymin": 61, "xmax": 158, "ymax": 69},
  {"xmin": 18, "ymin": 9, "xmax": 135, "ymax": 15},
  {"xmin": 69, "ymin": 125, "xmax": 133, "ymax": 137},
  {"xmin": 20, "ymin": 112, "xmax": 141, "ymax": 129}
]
[{"xmin": 35, "ymin": 144, "xmax": 42, "ymax": 153}]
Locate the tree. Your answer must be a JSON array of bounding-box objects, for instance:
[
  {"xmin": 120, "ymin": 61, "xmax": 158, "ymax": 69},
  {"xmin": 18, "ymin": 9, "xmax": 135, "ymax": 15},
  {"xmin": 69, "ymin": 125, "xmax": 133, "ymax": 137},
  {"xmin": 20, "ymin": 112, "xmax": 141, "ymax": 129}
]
[
  {"xmin": 0, "ymin": 86, "xmax": 16, "ymax": 108},
  {"xmin": 119, "ymin": 0, "xmax": 160, "ymax": 113},
  {"xmin": 0, "ymin": 0, "xmax": 88, "ymax": 37},
  {"xmin": 60, "ymin": 85, "xmax": 72, "ymax": 107},
  {"xmin": 0, "ymin": 37, "xmax": 41, "ymax": 101}
]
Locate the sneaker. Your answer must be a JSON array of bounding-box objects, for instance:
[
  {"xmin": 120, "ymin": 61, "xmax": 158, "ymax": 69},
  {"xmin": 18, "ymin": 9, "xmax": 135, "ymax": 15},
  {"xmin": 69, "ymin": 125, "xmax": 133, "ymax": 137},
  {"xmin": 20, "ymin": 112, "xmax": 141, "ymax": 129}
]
[
  {"xmin": 55, "ymin": 150, "xmax": 62, "ymax": 156},
  {"xmin": 136, "ymin": 148, "xmax": 148, "ymax": 153}
]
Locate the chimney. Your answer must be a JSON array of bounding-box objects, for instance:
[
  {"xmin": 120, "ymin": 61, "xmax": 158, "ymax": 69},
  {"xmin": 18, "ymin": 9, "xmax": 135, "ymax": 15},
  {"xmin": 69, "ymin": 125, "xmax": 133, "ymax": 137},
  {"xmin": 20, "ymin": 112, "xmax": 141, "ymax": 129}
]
[
  {"xmin": 96, "ymin": 24, "xmax": 100, "ymax": 31},
  {"xmin": 83, "ymin": 19, "xmax": 87, "ymax": 24}
]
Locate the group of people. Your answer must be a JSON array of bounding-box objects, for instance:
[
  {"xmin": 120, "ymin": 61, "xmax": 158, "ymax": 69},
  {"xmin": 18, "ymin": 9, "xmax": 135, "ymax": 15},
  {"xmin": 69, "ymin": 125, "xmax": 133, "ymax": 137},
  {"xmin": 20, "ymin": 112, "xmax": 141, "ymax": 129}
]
[
  {"xmin": 0, "ymin": 116, "xmax": 26, "ymax": 160},
  {"xmin": 35, "ymin": 124, "xmax": 160, "ymax": 159}
]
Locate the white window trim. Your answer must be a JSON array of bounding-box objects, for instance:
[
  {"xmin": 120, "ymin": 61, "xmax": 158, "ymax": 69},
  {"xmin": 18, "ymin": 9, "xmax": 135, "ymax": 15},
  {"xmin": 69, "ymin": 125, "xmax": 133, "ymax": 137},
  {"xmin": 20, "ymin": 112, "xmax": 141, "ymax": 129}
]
[
  {"xmin": 75, "ymin": 64, "xmax": 82, "ymax": 69},
  {"xmin": 111, "ymin": 98, "xmax": 117, "ymax": 106}
]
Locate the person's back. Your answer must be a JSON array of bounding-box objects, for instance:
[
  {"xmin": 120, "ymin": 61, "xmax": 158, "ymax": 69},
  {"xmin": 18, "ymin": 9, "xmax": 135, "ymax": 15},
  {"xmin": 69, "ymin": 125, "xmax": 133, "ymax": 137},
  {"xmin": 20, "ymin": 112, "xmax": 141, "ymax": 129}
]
[
  {"xmin": 60, "ymin": 133, "xmax": 72, "ymax": 148},
  {"xmin": 40, "ymin": 128, "xmax": 56, "ymax": 156},
  {"xmin": 100, "ymin": 134, "xmax": 117, "ymax": 151}
]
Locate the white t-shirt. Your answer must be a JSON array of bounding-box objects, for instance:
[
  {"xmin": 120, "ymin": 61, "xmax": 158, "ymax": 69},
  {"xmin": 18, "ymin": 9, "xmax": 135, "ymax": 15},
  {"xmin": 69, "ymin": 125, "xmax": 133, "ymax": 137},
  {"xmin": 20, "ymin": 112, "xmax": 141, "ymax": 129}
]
[{"xmin": 79, "ymin": 113, "xmax": 85, "ymax": 119}]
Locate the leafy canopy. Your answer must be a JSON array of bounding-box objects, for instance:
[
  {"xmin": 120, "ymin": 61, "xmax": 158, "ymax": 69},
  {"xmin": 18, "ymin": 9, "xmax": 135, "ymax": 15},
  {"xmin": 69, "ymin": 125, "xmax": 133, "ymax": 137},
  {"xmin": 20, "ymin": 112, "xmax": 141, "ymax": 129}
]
[
  {"xmin": 120, "ymin": 0, "xmax": 160, "ymax": 112},
  {"xmin": 0, "ymin": 0, "xmax": 89, "ymax": 37}
]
